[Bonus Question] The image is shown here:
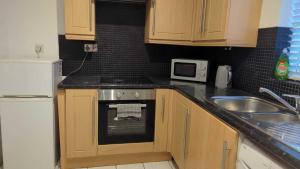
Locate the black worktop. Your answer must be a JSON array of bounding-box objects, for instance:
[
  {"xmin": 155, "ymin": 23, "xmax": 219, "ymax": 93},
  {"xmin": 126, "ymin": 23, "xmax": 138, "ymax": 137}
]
[{"xmin": 58, "ymin": 76, "xmax": 300, "ymax": 169}]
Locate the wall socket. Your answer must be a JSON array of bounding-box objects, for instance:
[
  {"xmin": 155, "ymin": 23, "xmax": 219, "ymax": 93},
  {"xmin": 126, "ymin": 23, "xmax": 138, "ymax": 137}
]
[{"xmin": 84, "ymin": 44, "xmax": 98, "ymax": 52}]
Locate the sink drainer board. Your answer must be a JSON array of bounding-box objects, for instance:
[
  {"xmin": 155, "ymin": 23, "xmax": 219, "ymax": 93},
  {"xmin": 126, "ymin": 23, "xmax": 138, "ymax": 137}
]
[{"xmin": 267, "ymin": 122, "xmax": 300, "ymax": 152}]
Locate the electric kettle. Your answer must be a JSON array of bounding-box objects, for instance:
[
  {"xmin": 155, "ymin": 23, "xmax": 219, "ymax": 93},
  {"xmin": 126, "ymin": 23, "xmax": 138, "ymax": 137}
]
[{"xmin": 215, "ymin": 65, "xmax": 232, "ymax": 89}]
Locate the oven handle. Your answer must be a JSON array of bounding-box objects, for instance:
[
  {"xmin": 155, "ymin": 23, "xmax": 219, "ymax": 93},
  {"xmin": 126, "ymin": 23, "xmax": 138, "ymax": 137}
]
[{"xmin": 108, "ymin": 104, "xmax": 147, "ymax": 108}]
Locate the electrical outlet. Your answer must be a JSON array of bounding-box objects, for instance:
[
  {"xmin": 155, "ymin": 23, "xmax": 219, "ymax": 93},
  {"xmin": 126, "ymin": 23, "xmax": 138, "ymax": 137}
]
[{"xmin": 84, "ymin": 44, "xmax": 98, "ymax": 52}]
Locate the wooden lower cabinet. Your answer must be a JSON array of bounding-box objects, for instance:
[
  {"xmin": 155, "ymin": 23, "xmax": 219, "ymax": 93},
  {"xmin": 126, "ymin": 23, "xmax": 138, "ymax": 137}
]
[
  {"xmin": 154, "ymin": 89, "xmax": 172, "ymax": 152},
  {"xmin": 58, "ymin": 89, "xmax": 238, "ymax": 169},
  {"xmin": 65, "ymin": 89, "xmax": 98, "ymax": 158},
  {"xmin": 171, "ymin": 91, "xmax": 191, "ymax": 169},
  {"xmin": 171, "ymin": 92, "xmax": 238, "ymax": 169}
]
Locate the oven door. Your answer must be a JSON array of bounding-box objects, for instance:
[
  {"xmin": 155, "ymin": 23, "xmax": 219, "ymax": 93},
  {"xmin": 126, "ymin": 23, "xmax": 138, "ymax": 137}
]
[{"xmin": 99, "ymin": 100, "xmax": 155, "ymax": 145}]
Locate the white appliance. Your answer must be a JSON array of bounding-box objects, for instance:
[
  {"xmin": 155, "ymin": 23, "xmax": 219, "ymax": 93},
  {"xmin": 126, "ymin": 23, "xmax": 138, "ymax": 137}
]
[
  {"xmin": 237, "ymin": 138, "xmax": 286, "ymax": 169},
  {"xmin": 0, "ymin": 58, "xmax": 62, "ymax": 169},
  {"xmin": 215, "ymin": 65, "xmax": 232, "ymax": 89},
  {"xmin": 171, "ymin": 59, "xmax": 208, "ymax": 82}
]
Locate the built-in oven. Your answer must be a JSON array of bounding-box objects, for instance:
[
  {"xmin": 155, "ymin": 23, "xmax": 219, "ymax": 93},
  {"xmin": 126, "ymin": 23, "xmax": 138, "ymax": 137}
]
[{"xmin": 98, "ymin": 89, "xmax": 155, "ymax": 145}]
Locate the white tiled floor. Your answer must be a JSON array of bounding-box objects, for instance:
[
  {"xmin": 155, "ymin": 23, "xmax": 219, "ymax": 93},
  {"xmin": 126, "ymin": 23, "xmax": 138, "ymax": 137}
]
[{"xmin": 77, "ymin": 161, "xmax": 176, "ymax": 169}]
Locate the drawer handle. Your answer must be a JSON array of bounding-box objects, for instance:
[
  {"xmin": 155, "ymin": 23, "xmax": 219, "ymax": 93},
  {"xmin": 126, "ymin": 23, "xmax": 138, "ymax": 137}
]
[
  {"xmin": 221, "ymin": 141, "xmax": 231, "ymax": 169},
  {"xmin": 241, "ymin": 160, "xmax": 252, "ymax": 169}
]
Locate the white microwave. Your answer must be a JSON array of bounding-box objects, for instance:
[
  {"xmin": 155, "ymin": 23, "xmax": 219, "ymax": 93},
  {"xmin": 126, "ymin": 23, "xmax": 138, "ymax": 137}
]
[{"xmin": 171, "ymin": 59, "xmax": 208, "ymax": 82}]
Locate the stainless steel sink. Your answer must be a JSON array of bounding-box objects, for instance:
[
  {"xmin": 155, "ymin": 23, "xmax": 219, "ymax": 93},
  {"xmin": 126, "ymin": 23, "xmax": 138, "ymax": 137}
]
[
  {"xmin": 211, "ymin": 96, "xmax": 281, "ymax": 113},
  {"xmin": 250, "ymin": 113, "xmax": 298, "ymax": 122}
]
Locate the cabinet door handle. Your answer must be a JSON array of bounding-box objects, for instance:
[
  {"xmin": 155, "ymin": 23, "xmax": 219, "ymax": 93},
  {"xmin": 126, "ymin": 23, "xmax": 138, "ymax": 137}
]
[
  {"xmin": 202, "ymin": 0, "xmax": 208, "ymax": 34},
  {"xmin": 221, "ymin": 141, "xmax": 230, "ymax": 169},
  {"xmin": 184, "ymin": 109, "xmax": 191, "ymax": 159},
  {"xmin": 89, "ymin": 0, "xmax": 93, "ymax": 32},
  {"xmin": 200, "ymin": 0, "xmax": 206, "ymax": 33},
  {"xmin": 241, "ymin": 160, "xmax": 252, "ymax": 169},
  {"xmin": 92, "ymin": 96, "xmax": 96, "ymax": 144},
  {"xmin": 161, "ymin": 95, "xmax": 166, "ymax": 123},
  {"xmin": 151, "ymin": 0, "xmax": 156, "ymax": 36}
]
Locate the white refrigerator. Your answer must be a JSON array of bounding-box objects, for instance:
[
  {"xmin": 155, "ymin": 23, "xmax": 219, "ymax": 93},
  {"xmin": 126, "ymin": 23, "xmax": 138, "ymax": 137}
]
[{"xmin": 0, "ymin": 58, "xmax": 62, "ymax": 169}]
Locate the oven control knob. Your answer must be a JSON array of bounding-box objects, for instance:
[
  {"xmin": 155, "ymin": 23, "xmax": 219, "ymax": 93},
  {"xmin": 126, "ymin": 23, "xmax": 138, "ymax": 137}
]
[
  {"xmin": 116, "ymin": 92, "xmax": 122, "ymax": 98},
  {"xmin": 135, "ymin": 92, "xmax": 140, "ymax": 98}
]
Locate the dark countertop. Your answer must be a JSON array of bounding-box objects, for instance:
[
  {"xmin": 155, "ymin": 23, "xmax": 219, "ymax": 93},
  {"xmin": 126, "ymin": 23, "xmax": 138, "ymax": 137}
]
[{"xmin": 58, "ymin": 76, "xmax": 300, "ymax": 169}]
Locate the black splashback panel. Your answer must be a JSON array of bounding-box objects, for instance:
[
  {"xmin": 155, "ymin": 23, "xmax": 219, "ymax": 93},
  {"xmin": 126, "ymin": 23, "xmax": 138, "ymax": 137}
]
[{"xmin": 59, "ymin": 2, "xmax": 177, "ymax": 77}]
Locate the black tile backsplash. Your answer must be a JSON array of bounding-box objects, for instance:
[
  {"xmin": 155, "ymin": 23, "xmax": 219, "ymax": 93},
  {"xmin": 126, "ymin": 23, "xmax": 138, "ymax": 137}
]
[
  {"xmin": 59, "ymin": 2, "xmax": 226, "ymax": 78},
  {"xmin": 59, "ymin": 2, "xmax": 300, "ymax": 106},
  {"xmin": 228, "ymin": 27, "xmax": 300, "ymax": 106}
]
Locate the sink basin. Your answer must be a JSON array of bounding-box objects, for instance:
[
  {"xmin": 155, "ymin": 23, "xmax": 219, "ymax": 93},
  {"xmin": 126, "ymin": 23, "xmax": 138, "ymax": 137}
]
[
  {"xmin": 210, "ymin": 96, "xmax": 281, "ymax": 113},
  {"xmin": 251, "ymin": 113, "xmax": 298, "ymax": 122}
]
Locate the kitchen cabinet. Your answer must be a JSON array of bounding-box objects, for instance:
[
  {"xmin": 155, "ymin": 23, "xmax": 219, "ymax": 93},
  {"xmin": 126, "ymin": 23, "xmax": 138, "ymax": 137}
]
[
  {"xmin": 57, "ymin": 89, "xmax": 238, "ymax": 169},
  {"xmin": 171, "ymin": 92, "xmax": 238, "ymax": 169},
  {"xmin": 64, "ymin": 0, "xmax": 96, "ymax": 40},
  {"xmin": 144, "ymin": 0, "xmax": 194, "ymax": 42},
  {"xmin": 154, "ymin": 89, "xmax": 172, "ymax": 152},
  {"xmin": 171, "ymin": 92, "xmax": 191, "ymax": 169},
  {"xmin": 65, "ymin": 89, "xmax": 98, "ymax": 158},
  {"xmin": 193, "ymin": 0, "xmax": 229, "ymax": 41},
  {"xmin": 145, "ymin": 0, "xmax": 262, "ymax": 47},
  {"xmin": 186, "ymin": 103, "xmax": 238, "ymax": 169}
]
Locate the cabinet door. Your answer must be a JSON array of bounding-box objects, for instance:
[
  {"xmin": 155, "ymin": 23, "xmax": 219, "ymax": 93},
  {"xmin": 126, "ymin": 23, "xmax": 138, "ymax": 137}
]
[
  {"xmin": 186, "ymin": 103, "xmax": 238, "ymax": 169},
  {"xmin": 64, "ymin": 0, "xmax": 95, "ymax": 40},
  {"xmin": 171, "ymin": 93, "xmax": 191, "ymax": 169},
  {"xmin": 192, "ymin": 0, "xmax": 205, "ymax": 41},
  {"xmin": 154, "ymin": 89, "xmax": 171, "ymax": 152},
  {"xmin": 65, "ymin": 89, "xmax": 98, "ymax": 158},
  {"xmin": 149, "ymin": 0, "xmax": 194, "ymax": 41},
  {"xmin": 202, "ymin": 0, "xmax": 229, "ymax": 40}
]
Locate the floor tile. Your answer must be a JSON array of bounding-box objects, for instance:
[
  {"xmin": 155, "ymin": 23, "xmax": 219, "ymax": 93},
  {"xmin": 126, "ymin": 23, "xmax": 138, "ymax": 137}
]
[
  {"xmin": 144, "ymin": 161, "xmax": 172, "ymax": 169},
  {"xmin": 117, "ymin": 163, "xmax": 144, "ymax": 169},
  {"xmin": 89, "ymin": 166, "xmax": 116, "ymax": 169}
]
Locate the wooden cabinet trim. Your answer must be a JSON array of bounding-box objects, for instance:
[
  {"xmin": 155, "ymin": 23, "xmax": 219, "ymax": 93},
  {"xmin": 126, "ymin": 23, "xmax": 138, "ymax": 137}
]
[{"xmin": 97, "ymin": 143, "xmax": 154, "ymax": 155}]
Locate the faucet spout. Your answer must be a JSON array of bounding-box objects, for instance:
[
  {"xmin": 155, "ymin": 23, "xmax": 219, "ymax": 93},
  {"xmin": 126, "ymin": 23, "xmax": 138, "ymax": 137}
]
[{"xmin": 259, "ymin": 87, "xmax": 297, "ymax": 112}]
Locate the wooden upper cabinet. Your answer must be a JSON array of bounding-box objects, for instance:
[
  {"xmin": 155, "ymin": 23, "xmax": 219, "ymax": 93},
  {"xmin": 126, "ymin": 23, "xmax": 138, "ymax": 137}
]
[
  {"xmin": 145, "ymin": 0, "xmax": 194, "ymax": 42},
  {"xmin": 65, "ymin": 89, "xmax": 98, "ymax": 158},
  {"xmin": 193, "ymin": 0, "xmax": 229, "ymax": 41},
  {"xmin": 64, "ymin": 0, "xmax": 96, "ymax": 41},
  {"xmin": 154, "ymin": 89, "xmax": 171, "ymax": 152},
  {"xmin": 146, "ymin": 0, "xmax": 262, "ymax": 47},
  {"xmin": 202, "ymin": 0, "xmax": 229, "ymax": 40}
]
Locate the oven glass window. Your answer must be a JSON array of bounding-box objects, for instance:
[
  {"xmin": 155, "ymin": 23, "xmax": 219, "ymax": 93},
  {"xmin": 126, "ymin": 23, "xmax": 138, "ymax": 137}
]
[
  {"xmin": 107, "ymin": 107, "xmax": 146, "ymax": 136},
  {"xmin": 174, "ymin": 62, "xmax": 197, "ymax": 77},
  {"xmin": 99, "ymin": 100, "xmax": 155, "ymax": 145}
]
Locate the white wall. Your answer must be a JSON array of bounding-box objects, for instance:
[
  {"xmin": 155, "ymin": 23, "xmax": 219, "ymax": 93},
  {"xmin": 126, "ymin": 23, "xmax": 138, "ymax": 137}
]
[
  {"xmin": 0, "ymin": 0, "xmax": 59, "ymax": 58},
  {"xmin": 259, "ymin": 0, "xmax": 292, "ymax": 28}
]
